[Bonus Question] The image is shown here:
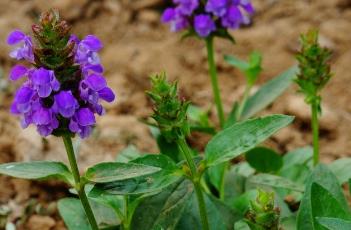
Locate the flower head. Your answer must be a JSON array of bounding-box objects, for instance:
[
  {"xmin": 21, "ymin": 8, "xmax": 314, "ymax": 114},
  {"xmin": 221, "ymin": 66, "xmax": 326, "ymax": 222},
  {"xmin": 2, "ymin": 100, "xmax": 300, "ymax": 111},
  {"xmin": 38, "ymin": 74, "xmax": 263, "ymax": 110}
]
[
  {"xmin": 161, "ymin": 0, "xmax": 255, "ymax": 38},
  {"xmin": 8, "ymin": 9, "xmax": 115, "ymax": 138}
]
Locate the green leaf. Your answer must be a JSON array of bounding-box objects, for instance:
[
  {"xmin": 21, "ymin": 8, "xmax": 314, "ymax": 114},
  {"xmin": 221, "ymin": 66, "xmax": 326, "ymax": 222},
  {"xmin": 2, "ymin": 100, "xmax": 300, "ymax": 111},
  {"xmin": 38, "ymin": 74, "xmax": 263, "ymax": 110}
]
[
  {"xmin": 84, "ymin": 162, "xmax": 161, "ymax": 183},
  {"xmin": 58, "ymin": 198, "xmax": 91, "ymax": 230},
  {"xmin": 177, "ymin": 193, "xmax": 241, "ymax": 230},
  {"xmin": 231, "ymin": 190, "xmax": 257, "ymax": 215},
  {"xmin": 0, "ymin": 161, "xmax": 73, "ymax": 184},
  {"xmin": 234, "ymin": 220, "xmax": 251, "ymax": 230},
  {"xmin": 317, "ymin": 217, "xmax": 351, "ymax": 230},
  {"xmin": 90, "ymin": 155, "xmax": 182, "ymax": 195},
  {"xmin": 282, "ymin": 146, "xmax": 313, "ymax": 171},
  {"xmin": 150, "ymin": 126, "xmax": 182, "ymax": 162},
  {"xmin": 58, "ymin": 197, "xmax": 120, "ymax": 230},
  {"xmin": 241, "ymin": 66, "xmax": 298, "ymax": 120},
  {"xmin": 297, "ymin": 164, "xmax": 351, "ymax": 230},
  {"xmin": 205, "ymin": 115, "xmax": 294, "ymax": 166},
  {"xmin": 130, "ymin": 179, "xmax": 193, "ymax": 230},
  {"xmin": 328, "ymin": 158, "xmax": 351, "ymax": 185},
  {"xmin": 245, "ymin": 147, "xmax": 283, "ymax": 173},
  {"xmin": 116, "ymin": 145, "xmax": 142, "ymax": 163},
  {"xmin": 224, "ymin": 55, "xmax": 249, "ymax": 72},
  {"xmin": 247, "ymin": 174, "xmax": 304, "ymax": 192}
]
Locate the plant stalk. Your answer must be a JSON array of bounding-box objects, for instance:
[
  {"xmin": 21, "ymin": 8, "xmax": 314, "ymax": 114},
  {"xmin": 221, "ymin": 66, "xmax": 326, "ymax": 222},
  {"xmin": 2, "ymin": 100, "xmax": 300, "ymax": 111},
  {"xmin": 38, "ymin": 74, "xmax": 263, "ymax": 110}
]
[
  {"xmin": 205, "ymin": 37, "xmax": 225, "ymax": 128},
  {"xmin": 311, "ymin": 102, "xmax": 319, "ymax": 166},
  {"xmin": 122, "ymin": 196, "xmax": 130, "ymax": 230},
  {"xmin": 177, "ymin": 138, "xmax": 209, "ymax": 230},
  {"xmin": 62, "ymin": 135, "xmax": 99, "ymax": 230}
]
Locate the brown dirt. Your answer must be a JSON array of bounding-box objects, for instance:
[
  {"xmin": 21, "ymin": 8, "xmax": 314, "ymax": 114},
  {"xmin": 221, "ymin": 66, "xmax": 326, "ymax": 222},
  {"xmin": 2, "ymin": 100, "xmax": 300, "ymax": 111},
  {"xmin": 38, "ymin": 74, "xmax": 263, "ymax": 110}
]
[{"xmin": 0, "ymin": 0, "xmax": 351, "ymax": 228}]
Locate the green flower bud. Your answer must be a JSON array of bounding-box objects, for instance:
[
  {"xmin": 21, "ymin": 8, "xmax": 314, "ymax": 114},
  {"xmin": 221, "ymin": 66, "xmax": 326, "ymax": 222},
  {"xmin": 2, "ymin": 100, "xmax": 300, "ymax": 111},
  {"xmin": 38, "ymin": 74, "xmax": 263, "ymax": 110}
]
[{"xmin": 147, "ymin": 73, "xmax": 190, "ymax": 142}]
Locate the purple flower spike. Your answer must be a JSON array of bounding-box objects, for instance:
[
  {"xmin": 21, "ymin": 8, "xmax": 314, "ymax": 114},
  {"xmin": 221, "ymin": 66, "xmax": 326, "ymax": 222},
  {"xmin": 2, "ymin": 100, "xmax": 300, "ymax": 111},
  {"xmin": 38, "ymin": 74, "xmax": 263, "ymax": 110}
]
[
  {"xmin": 9, "ymin": 65, "xmax": 28, "ymax": 81},
  {"xmin": 194, "ymin": 14, "xmax": 216, "ymax": 38},
  {"xmin": 8, "ymin": 12, "xmax": 115, "ymax": 138},
  {"xmin": 206, "ymin": 0, "xmax": 228, "ymax": 17},
  {"xmin": 31, "ymin": 68, "xmax": 60, "ymax": 98},
  {"xmin": 53, "ymin": 91, "xmax": 79, "ymax": 118}
]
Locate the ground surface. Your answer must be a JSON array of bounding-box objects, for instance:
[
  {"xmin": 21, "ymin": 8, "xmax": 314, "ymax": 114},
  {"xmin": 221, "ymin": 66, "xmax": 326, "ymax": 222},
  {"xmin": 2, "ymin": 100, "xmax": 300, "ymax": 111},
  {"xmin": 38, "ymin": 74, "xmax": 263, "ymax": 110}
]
[{"xmin": 0, "ymin": 0, "xmax": 351, "ymax": 229}]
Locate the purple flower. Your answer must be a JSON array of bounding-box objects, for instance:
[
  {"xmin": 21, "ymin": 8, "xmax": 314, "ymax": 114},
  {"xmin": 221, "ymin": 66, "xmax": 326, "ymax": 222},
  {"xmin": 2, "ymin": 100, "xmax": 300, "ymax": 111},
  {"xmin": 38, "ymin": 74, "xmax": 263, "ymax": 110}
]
[
  {"xmin": 221, "ymin": 5, "xmax": 243, "ymax": 29},
  {"xmin": 8, "ymin": 18, "xmax": 115, "ymax": 139},
  {"xmin": 174, "ymin": 0, "xmax": 199, "ymax": 16},
  {"xmin": 161, "ymin": 8, "xmax": 190, "ymax": 32},
  {"xmin": 30, "ymin": 68, "xmax": 60, "ymax": 98},
  {"xmin": 206, "ymin": 0, "xmax": 228, "ymax": 17},
  {"xmin": 69, "ymin": 108, "xmax": 96, "ymax": 138},
  {"xmin": 9, "ymin": 65, "xmax": 29, "ymax": 81},
  {"xmin": 32, "ymin": 107, "xmax": 59, "ymax": 136},
  {"xmin": 194, "ymin": 14, "xmax": 216, "ymax": 38},
  {"xmin": 7, "ymin": 30, "xmax": 34, "ymax": 62},
  {"xmin": 53, "ymin": 91, "xmax": 79, "ymax": 118}
]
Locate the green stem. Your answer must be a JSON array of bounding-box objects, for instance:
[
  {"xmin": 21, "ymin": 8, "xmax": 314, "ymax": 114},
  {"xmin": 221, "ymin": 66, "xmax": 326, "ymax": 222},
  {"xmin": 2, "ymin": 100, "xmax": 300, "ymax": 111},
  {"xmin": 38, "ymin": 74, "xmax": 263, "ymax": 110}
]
[
  {"xmin": 122, "ymin": 196, "xmax": 130, "ymax": 230},
  {"xmin": 206, "ymin": 37, "xmax": 225, "ymax": 128},
  {"xmin": 177, "ymin": 138, "xmax": 209, "ymax": 230},
  {"xmin": 62, "ymin": 135, "xmax": 99, "ymax": 230},
  {"xmin": 311, "ymin": 102, "xmax": 319, "ymax": 166}
]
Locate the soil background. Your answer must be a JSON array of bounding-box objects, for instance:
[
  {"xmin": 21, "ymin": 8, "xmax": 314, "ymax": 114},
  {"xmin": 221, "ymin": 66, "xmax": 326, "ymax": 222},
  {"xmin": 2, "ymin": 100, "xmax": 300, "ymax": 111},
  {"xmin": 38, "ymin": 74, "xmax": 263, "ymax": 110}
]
[{"xmin": 0, "ymin": 0, "xmax": 351, "ymax": 229}]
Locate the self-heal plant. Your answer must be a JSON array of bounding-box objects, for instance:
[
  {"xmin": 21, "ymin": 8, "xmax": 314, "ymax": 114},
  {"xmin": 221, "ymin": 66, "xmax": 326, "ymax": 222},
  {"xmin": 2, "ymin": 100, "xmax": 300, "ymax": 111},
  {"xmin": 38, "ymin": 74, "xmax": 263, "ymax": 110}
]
[
  {"xmin": 295, "ymin": 29, "xmax": 332, "ymax": 166},
  {"xmin": 1, "ymin": 9, "xmax": 137, "ymax": 230},
  {"xmin": 161, "ymin": 0, "xmax": 255, "ymax": 128},
  {"xmin": 147, "ymin": 74, "xmax": 210, "ymax": 230}
]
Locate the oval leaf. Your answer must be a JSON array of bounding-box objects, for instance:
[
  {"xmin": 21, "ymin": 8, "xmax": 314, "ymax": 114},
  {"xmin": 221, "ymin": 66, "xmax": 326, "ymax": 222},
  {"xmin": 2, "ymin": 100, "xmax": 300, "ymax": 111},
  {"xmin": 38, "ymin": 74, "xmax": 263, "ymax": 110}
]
[
  {"xmin": 205, "ymin": 115, "xmax": 294, "ymax": 166},
  {"xmin": 241, "ymin": 66, "xmax": 298, "ymax": 120},
  {"xmin": 85, "ymin": 162, "xmax": 161, "ymax": 183},
  {"xmin": 245, "ymin": 147, "xmax": 283, "ymax": 173},
  {"xmin": 90, "ymin": 155, "xmax": 182, "ymax": 195},
  {"xmin": 317, "ymin": 217, "xmax": 351, "ymax": 230},
  {"xmin": 0, "ymin": 161, "xmax": 73, "ymax": 184},
  {"xmin": 247, "ymin": 174, "xmax": 304, "ymax": 192},
  {"xmin": 58, "ymin": 198, "xmax": 92, "ymax": 230}
]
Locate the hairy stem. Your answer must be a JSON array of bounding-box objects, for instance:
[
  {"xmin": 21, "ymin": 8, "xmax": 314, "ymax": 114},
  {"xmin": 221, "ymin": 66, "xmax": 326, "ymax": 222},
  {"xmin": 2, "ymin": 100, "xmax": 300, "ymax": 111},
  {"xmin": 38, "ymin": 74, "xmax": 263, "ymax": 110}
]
[
  {"xmin": 206, "ymin": 37, "xmax": 225, "ymax": 128},
  {"xmin": 62, "ymin": 135, "xmax": 99, "ymax": 230},
  {"xmin": 177, "ymin": 138, "xmax": 209, "ymax": 230},
  {"xmin": 311, "ymin": 102, "xmax": 319, "ymax": 166}
]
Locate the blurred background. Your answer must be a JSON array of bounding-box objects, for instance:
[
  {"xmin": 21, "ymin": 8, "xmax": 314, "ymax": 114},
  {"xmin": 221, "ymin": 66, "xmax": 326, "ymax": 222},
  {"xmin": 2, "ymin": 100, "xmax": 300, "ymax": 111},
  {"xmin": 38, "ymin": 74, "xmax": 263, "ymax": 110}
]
[{"xmin": 0, "ymin": 0, "xmax": 351, "ymax": 229}]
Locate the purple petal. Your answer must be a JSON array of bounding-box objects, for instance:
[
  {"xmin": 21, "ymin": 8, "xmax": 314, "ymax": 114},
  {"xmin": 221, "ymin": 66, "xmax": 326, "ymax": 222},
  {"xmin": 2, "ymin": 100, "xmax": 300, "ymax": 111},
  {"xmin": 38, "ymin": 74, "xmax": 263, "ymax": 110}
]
[
  {"xmin": 162, "ymin": 8, "xmax": 176, "ymax": 23},
  {"xmin": 32, "ymin": 68, "xmax": 52, "ymax": 85},
  {"xmin": 37, "ymin": 125, "xmax": 53, "ymax": 136},
  {"xmin": 15, "ymin": 86, "xmax": 34, "ymax": 104},
  {"xmin": 86, "ymin": 74, "xmax": 107, "ymax": 91},
  {"xmin": 76, "ymin": 108, "xmax": 96, "ymax": 126},
  {"xmin": 194, "ymin": 14, "xmax": 216, "ymax": 38},
  {"xmin": 7, "ymin": 30, "xmax": 25, "ymax": 45},
  {"xmin": 32, "ymin": 108, "xmax": 51, "ymax": 125},
  {"xmin": 54, "ymin": 91, "xmax": 78, "ymax": 118},
  {"xmin": 38, "ymin": 85, "xmax": 52, "ymax": 98},
  {"xmin": 79, "ymin": 126, "xmax": 93, "ymax": 139},
  {"xmin": 9, "ymin": 65, "xmax": 28, "ymax": 81},
  {"xmin": 98, "ymin": 87, "xmax": 115, "ymax": 102},
  {"xmin": 81, "ymin": 35, "xmax": 103, "ymax": 52},
  {"xmin": 69, "ymin": 119, "xmax": 79, "ymax": 132}
]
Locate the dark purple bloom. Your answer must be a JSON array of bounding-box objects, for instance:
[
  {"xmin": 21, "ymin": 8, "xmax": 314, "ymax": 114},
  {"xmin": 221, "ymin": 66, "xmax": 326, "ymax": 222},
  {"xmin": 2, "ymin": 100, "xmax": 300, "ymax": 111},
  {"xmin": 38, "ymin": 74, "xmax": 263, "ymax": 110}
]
[
  {"xmin": 174, "ymin": 0, "xmax": 199, "ymax": 16},
  {"xmin": 7, "ymin": 30, "xmax": 34, "ymax": 62},
  {"xmin": 206, "ymin": 0, "xmax": 228, "ymax": 17},
  {"xmin": 9, "ymin": 65, "xmax": 28, "ymax": 81},
  {"xmin": 69, "ymin": 108, "xmax": 96, "ymax": 138},
  {"xmin": 194, "ymin": 14, "xmax": 216, "ymax": 38},
  {"xmin": 161, "ymin": 0, "xmax": 255, "ymax": 36},
  {"xmin": 161, "ymin": 8, "xmax": 190, "ymax": 32},
  {"xmin": 11, "ymin": 86, "xmax": 35, "ymax": 114},
  {"xmin": 53, "ymin": 91, "xmax": 79, "ymax": 118},
  {"xmin": 30, "ymin": 68, "xmax": 60, "ymax": 98},
  {"xmin": 221, "ymin": 5, "xmax": 243, "ymax": 29},
  {"xmin": 32, "ymin": 107, "xmax": 59, "ymax": 136}
]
